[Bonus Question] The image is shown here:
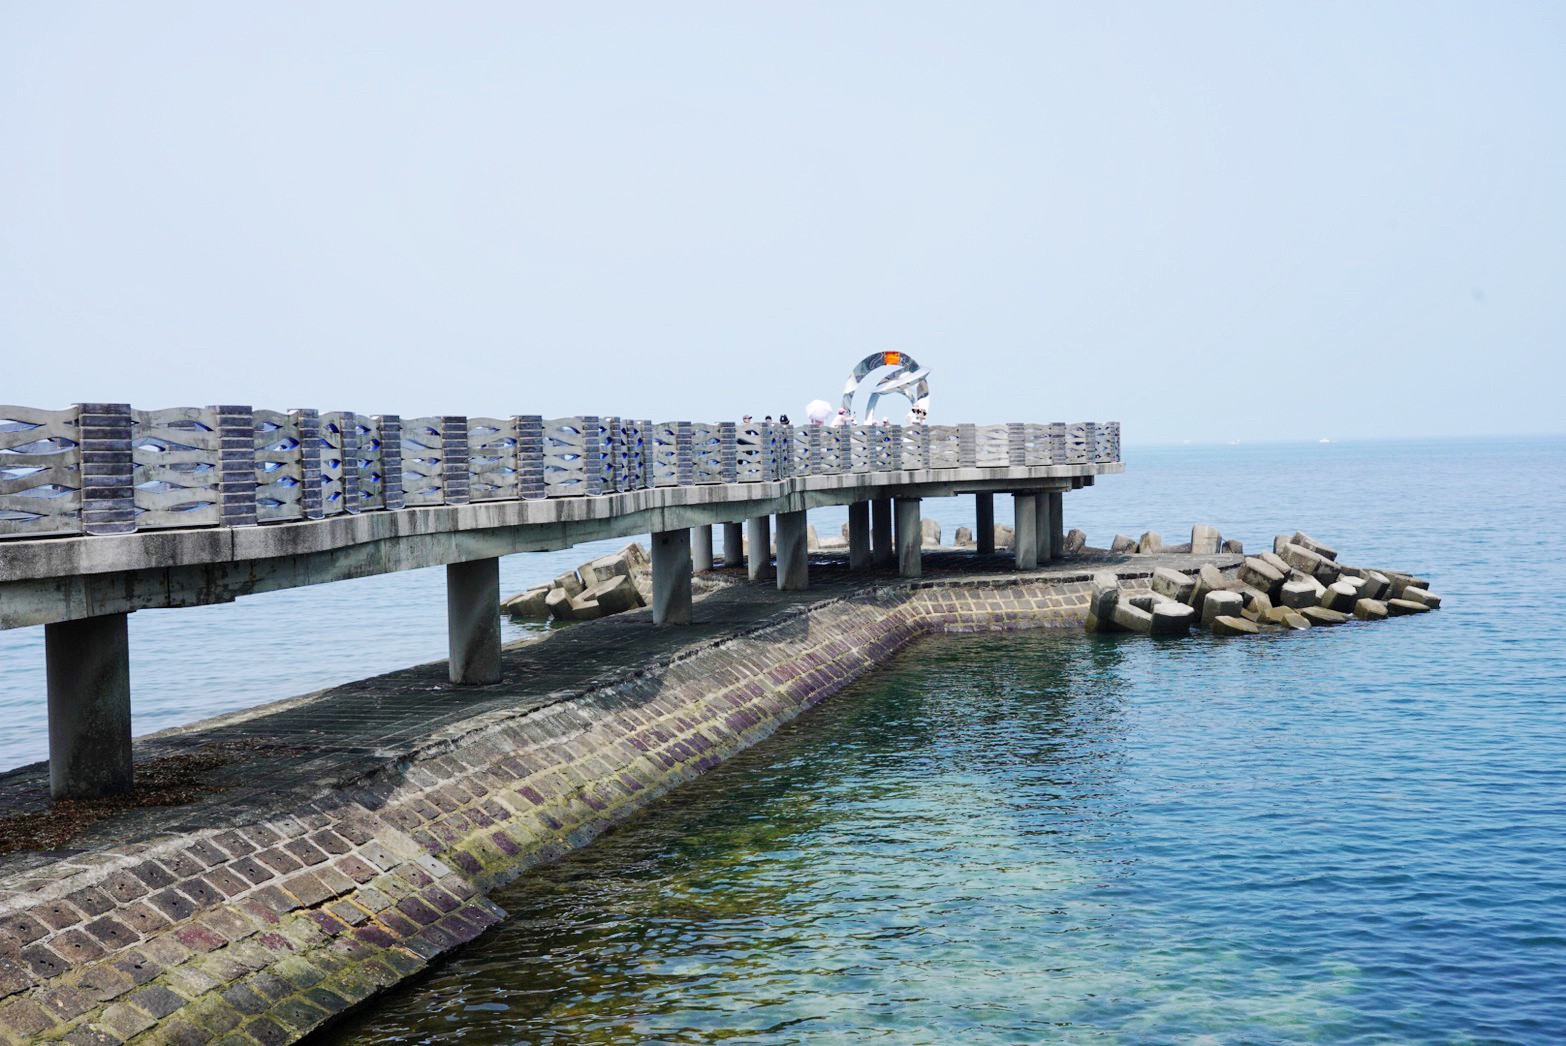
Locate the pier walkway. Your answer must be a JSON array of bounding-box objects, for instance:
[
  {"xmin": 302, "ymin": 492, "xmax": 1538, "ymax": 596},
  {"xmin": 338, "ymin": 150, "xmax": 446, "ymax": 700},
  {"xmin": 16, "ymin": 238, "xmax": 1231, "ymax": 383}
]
[{"xmin": 0, "ymin": 405, "xmax": 1120, "ymax": 799}]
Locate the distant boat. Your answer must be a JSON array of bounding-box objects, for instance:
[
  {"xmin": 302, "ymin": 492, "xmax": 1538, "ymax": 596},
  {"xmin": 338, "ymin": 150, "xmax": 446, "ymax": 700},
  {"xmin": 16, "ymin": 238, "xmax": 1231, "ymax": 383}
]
[{"xmin": 1319, "ymin": 438, "xmax": 1332, "ymax": 444}]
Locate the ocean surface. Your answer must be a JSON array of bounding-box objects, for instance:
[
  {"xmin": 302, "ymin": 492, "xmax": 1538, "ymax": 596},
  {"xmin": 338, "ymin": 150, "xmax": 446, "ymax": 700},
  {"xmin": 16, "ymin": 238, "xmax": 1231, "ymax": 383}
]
[{"xmin": 7, "ymin": 437, "xmax": 1566, "ymax": 1041}]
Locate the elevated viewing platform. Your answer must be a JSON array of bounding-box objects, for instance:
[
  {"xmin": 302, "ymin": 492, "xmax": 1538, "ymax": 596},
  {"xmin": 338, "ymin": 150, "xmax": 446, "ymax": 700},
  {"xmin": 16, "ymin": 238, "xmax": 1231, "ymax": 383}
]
[{"xmin": 0, "ymin": 403, "xmax": 1121, "ymax": 800}]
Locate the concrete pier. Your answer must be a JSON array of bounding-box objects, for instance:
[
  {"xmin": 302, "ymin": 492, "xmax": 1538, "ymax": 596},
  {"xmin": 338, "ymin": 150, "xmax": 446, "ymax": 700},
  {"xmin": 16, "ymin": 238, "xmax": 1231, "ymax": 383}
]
[
  {"xmin": 976, "ymin": 492, "xmax": 995, "ymax": 554},
  {"xmin": 1014, "ymin": 493, "xmax": 1039, "ymax": 570},
  {"xmin": 775, "ymin": 510, "xmax": 809, "ymax": 591},
  {"xmin": 872, "ymin": 497, "xmax": 895, "ymax": 567},
  {"xmin": 651, "ymin": 528, "xmax": 693, "ymax": 624},
  {"xmin": 447, "ymin": 558, "xmax": 502, "ymax": 685},
  {"xmin": 895, "ymin": 497, "xmax": 923, "ymax": 578},
  {"xmin": 848, "ymin": 501, "xmax": 872, "ymax": 570},
  {"xmin": 692, "ymin": 524, "xmax": 714, "ymax": 573},
  {"xmin": 45, "ymin": 612, "xmax": 133, "ymax": 799},
  {"xmin": 0, "ymin": 408, "xmax": 1122, "ymax": 811},
  {"xmin": 722, "ymin": 522, "xmax": 745, "ymax": 567},
  {"xmin": 746, "ymin": 515, "xmax": 772, "ymax": 581}
]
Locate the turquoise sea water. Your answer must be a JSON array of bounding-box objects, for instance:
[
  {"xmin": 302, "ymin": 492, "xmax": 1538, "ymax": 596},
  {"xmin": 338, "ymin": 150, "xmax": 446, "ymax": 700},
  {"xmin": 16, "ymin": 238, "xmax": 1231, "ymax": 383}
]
[{"xmin": 324, "ymin": 436, "xmax": 1566, "ymax": 1043}]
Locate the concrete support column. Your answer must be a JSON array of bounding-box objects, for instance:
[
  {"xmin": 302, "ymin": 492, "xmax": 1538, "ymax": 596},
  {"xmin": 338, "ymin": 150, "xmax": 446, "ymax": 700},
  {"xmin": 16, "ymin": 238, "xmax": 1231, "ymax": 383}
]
[
  {"xmin": 847, "ymin": 501, "xmax": 872, "ymax": 570},
  {"xmin": 651, "ymin": 528, "xmax": 693, "ymax": 624},
  {"xmin": 722, "ymin": 522, "xmax": 745, "ymax": 567},
  {"xmin": 975, "ymin": 493, "xmax": 995, "ymax": 554},
  {"xmin": 447, "ymin": 557, "xmax": 502, "ymax": 685},
  {"xmin": 872, "ymin": 497, "xmax": 895, "ymax": 567},
  {"xmin": 775, "ymin": 510, "xmax": 809, "ymax": 591},
  {"xmin": 746, "ymin": 515, "xmax": 772, "ymax": 581},
  {"xmin": 691, "ymin": 524, "xmax": 714, "ymax": 573},
  {"xmin": 1034, "ymin": 493, "xmax": 1051, "ymax": 566},
  {"xmin": 1048, "ymin": 491, "xmax": 1065, "ymax": 560},
  {"xmin": 894, "ymin": 496, "xmax": 923, "ymax": 578},
  {"xmin": 46, "ymin": 612, "xmax": 133, "ymax": 800},
  {"xmin": 1013, "ymin": 493, "xmax": 1039, "ymax": 570}
]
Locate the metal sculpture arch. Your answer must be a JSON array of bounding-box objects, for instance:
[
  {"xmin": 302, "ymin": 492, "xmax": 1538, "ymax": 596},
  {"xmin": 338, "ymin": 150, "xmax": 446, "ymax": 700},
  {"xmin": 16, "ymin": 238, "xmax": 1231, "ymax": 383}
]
[{"xmin": 840, "ymin": 351, "xmax": 931, "ymax": 422}]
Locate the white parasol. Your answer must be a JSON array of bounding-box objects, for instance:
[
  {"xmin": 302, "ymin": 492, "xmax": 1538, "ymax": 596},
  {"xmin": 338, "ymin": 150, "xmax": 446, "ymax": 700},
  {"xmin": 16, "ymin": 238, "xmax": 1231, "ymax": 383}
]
[{"xmin": 804, "ymin": 399, "xmax": 833, "ymax": 424}]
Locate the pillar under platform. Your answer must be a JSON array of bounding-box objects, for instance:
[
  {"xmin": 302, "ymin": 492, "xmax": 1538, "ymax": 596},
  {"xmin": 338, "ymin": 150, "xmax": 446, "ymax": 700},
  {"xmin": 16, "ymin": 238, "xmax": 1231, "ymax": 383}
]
[
  {"xmin": 872, "ymin": 497, "xmax": 894, "ymax": 567},
  {"xmin": 448, "ymin": 557, "xmax": 502, "ymax": 685},
  {"xmin": 975, "ymin": 492, "xmax": 995, "ymax": 554},
  {"xmin": 775, "ymin": 510, "xmax": 809, "ymax": 591},
  {"xmin": 46, "ymin": 612, "xmax": 134, "ymax": 800},
  {"xmin": 652, "ymin": 528, "xmax": 693, "ymax": 624},
  {"xmin": 746, "ymin": 516, "xmax": 772, "ymax": 581},
  {"xmin": 895, "ymin": 497, "xmax": 923, "ymax": 578},
  {"xmin": 848, "ymin": 501, "xmax": 872, "ymax": 570},
  {"xmin": 1014, "ymin": 493, "xmax": 1039, "ymax": 570}
]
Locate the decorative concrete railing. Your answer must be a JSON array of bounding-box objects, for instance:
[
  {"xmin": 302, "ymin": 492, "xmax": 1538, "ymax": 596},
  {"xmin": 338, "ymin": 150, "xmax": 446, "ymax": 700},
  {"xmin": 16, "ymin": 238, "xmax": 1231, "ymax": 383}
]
[{"xmin": 0, "ymin": 405, "xmax": 1120, "ymax": 539}]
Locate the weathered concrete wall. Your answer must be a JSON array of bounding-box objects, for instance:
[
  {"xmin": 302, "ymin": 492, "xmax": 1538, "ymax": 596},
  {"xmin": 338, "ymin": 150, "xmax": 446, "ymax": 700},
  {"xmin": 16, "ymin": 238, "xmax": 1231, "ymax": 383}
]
[{"xmin": 0, "ymin": 568, "xmax": 1165, "ymax": 1044}]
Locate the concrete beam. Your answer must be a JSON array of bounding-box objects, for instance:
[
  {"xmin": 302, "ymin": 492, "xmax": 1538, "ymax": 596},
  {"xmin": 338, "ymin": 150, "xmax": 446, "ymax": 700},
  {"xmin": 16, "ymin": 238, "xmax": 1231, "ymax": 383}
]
[
  {"xmin": 894, "ymin": 497, "xmax": 922, "ymax": 578},
  {"xmin": 775, "ymin": 510, "xmax": 809, "ymax": 591},
  {"xmin": 746, "ymin": 516, "xmax": 771, "ymax": 581},
  {"xmin": 447, "ymin": 558, "xmax": 501, "ymax": 685},
  {"xmin": 1014, "ymin": 493, "xmax": 1039, "ymax": 570},
  {"xmin": 722, "ymin": 522, "xmax": 744, "ymax": 567},
  {"xmin": 691, "ymin": 524, "xmax": 713, "ymax": 573},
  {"xmin": 46, "ymin": 612, "xmax": 133, "ymax": 799},
  {"xmin": 975, "ymin": 492, "xmax": 994, "ymax": 554},
  {"xmin": 872, "ymin": 497, "xmax": 894, "ymax": 568},
  {"xmin": 847, "ymin": 501, "xmax": 872, "ymax": 570},
  {"xmin": 651, "ymin": 528, "xmax": 692, "ymax": 624}
]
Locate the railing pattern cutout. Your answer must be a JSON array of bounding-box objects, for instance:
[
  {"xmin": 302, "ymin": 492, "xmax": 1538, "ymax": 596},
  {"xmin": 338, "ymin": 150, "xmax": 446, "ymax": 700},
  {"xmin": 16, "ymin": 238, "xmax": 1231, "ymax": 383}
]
[
  {"xmin": 318, "ymin": 412, "xmax": 356, "ymax": 515},
  {"xmin": 0, "ymin": 400, "xmax": 1120, "ymax": 540},
  {"xmin": 650, "ymin": 422, "xmax": 679, "ymax": 487},
  {"xmin": 0, "ymin": 405, "xmax": 82, "ymax": 537},
  {"xmin": 1067, "ymin": 423, "xmax": 1092, "ymax": 464},
  {"xmin": 871, "ymin": 426, "xmax": 896, "ymax": 471},
  {"xmin": 402, "ymin": 417, "xmax": 447, "ymax": 506},
  {"xmin": 131, "ymin": 407, "xmax": 221, "ymax": 528},
  {"xmin": 469, "ymin": 417, "xmax": 519, "ymax": 502},
  {"xmin": 976, "ymin": 424, "xmax": 1009, "ymax": 467},
  {"xmin": 901, "ymin": 426, "xmax": 927, "ymax": 470},
  {"xmin": 543, "ymin": 418, "xmax": 588, "ymax": 497},
  {"xmin": 736, "ymin": 424, "xmax": 766, "ymax": 482},
  {"xmin": 689, "ymin": 423, "xmax": 721, "ymax": 484},
  {"xmin": 351, "ymin": 414, "xmax": 388, "ymax": 511},
  {"xmin": 927, "ymin": 425, "xmax": 961, "ymax": 469},
  {"xmin": 254, "ymin": 410, "xmax": 306, "ymax": 523}
]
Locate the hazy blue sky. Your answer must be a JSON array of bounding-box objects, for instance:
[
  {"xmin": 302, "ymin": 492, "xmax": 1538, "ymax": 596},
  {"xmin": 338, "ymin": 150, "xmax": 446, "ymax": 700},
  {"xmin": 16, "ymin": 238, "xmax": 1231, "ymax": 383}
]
[{"xmin": 2, "ymin": 2, "xmax": 1561, "ymax": 443}]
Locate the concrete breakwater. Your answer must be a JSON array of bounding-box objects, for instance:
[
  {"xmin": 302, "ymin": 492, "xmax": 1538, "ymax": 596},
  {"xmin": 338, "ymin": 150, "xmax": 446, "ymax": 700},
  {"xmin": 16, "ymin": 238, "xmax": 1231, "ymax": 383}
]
[
  {"xmin": 0, "ymin": 553, "xmax": 1211, "ymax": 1044},
  {"xmin": 1086, "ymin": 529, "xmax": 1444, "ymax": 637}
]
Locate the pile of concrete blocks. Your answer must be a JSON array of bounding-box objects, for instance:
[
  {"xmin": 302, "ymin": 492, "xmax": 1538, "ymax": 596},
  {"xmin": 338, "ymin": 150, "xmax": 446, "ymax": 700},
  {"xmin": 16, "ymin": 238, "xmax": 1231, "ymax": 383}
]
[
  {"xmin": 952, "ymin": 524, "xmax": 1015, "ymax": 549},
  {"xmin": 1089, "ymin": 530, "xmax": 1443, "ymax": 639},
  {"xmin": 502, "ymin": 542, "xmax": 651, "ymax": 622},
  {"xmin": 1109, "ymin": 524, "xmax": 1244, "ymax": 556}
]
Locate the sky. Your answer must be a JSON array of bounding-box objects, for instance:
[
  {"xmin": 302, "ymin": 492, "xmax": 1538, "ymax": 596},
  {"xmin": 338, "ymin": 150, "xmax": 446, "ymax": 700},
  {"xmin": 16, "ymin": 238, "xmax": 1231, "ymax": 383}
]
[{"xmin": 2, "ymin": 1, "xmax": 1561, "ymax": 444}]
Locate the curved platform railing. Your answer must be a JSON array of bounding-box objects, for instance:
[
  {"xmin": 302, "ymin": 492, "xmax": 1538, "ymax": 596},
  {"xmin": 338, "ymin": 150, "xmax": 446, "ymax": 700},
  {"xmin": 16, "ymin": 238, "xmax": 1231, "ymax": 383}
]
[{"xmin": 0, "ymin": 406, "xmax": 1120, "ymax": 540}]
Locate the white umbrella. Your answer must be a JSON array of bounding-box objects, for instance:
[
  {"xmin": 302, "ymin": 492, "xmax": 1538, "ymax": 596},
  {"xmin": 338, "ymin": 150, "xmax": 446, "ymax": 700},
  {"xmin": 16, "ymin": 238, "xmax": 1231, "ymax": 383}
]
[{"xmin": 804, "ymin": 399, "xmax": 833, "ymax": 424}]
